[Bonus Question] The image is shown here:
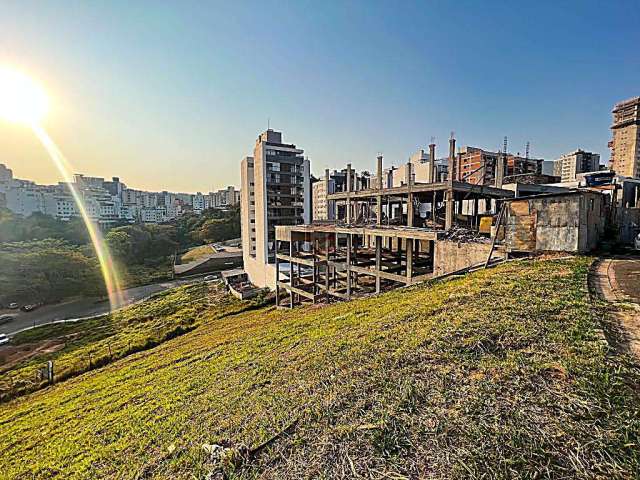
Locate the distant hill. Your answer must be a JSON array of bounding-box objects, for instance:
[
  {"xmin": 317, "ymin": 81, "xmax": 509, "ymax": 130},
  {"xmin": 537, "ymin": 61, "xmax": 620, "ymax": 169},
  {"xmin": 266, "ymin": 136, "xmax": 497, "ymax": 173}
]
[{"xmin": 1, "ymin": 258, "xmax": 638, "ymax": 479}]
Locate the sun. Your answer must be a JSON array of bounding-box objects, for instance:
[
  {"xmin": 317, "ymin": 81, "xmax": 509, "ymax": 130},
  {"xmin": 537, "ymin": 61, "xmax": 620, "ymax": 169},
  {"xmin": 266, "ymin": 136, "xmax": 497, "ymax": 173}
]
[{"xmin": 0, "ymin": 68, "xmax": 48, "ymax": 124}]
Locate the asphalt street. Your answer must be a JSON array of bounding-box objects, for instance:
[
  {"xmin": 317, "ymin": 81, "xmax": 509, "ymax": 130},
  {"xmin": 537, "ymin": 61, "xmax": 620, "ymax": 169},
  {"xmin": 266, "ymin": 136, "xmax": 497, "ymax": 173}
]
[{"xmin": 0, "ymin": 276, "xmax": 203, "ymax": 336}]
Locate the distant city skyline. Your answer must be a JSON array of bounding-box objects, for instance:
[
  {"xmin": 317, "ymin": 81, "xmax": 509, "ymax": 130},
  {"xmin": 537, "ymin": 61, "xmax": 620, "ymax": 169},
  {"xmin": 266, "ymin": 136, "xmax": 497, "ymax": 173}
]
[
  {"xmin": 0, "ymin": 159, "xmax": 231, "ymax": 195},
  {"xmin": 1, "ymin": 0, "xmax": 638, "ymax": 192}
]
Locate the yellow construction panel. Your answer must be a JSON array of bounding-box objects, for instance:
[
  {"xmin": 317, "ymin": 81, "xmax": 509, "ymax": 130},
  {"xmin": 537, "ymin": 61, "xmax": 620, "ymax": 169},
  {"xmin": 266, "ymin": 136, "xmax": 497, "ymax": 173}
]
[{"xmin": 479, "ymin": 216, "xmax": 493, "ymax": 234}]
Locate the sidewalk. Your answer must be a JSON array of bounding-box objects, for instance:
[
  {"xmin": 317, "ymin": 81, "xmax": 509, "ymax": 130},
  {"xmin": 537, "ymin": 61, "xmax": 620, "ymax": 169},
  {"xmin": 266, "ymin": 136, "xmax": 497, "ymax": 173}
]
[{"xmin": 591, "ymin": 257, "xmax": 640, "ymax": 359}]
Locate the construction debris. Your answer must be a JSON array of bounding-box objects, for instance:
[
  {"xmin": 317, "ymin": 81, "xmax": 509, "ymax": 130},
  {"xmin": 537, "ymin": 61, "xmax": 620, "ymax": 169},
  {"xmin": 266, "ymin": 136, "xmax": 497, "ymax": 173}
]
[{"xmin": 442, "ymin": 226, "xmax": 490, "ymax": 244}]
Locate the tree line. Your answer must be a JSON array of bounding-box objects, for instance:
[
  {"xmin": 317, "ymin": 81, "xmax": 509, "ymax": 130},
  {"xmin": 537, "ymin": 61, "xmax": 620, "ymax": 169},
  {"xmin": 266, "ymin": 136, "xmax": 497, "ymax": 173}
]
[{"xmin": 0, "ymin": 206, "xmax": 240, "ymax": 305}]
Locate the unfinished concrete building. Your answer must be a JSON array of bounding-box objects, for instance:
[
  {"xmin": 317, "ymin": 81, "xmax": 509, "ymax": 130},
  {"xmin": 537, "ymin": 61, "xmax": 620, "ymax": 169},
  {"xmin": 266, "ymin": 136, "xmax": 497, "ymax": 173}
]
[{"xmin": 275, "ymin": 138, "xmax": 517, "ymax": 307}]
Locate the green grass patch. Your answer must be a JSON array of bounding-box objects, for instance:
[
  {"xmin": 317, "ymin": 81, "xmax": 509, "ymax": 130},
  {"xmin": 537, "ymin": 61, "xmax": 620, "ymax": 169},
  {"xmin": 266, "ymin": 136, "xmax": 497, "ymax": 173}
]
[{"xmin": 0, "ymin": 258, "xmax": 638, "ymax": 479}]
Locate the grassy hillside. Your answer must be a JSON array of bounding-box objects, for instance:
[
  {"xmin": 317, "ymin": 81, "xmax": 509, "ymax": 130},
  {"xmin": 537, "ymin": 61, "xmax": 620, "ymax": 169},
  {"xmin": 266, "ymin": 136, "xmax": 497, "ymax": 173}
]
[
  {"xmin": 180, "ymin": 244, "xmax": 214, "ymax": 263},
  {"xmin": 0, "ymin": 282, "xmax": 257, "ymax": 401},
  {"xmin": 1, "ymin": 258, "xmax": 638, "ymax": 479}
]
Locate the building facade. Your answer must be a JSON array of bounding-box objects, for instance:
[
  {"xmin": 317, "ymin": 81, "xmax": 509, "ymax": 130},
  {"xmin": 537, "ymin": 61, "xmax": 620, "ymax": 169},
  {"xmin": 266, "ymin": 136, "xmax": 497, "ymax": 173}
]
[
  {"xmin": 457, "ymin": 147, "xmax": 542, "ymax": 185},
  {"xmin": 553, "ymin": 150, "xmax": 601, "ymax": 182},
  {"xmin": 0, "ymin": 163, "xmax": 237, "ymax": 225},
  {"xmin": 457, "ymin": 147, "xmax": 500, "ymax": 184},
  {"xmin": 312, "ymin": 169, "xmax": 370, "ymax": 221},
  {"xmin": 610, "ymin": 96, "xmax": 640, "ymax": 178},
  {"xmin": 392, "ymin": 149, "xmax": 434, "ymax": 187},
  {"xmin": 240, "ymin": 130, "xmax": 311, "ymax": 289}
]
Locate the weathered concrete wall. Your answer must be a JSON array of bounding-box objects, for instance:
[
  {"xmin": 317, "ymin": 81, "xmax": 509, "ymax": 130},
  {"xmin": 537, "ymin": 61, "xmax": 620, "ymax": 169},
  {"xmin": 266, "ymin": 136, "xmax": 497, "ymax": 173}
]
[
  {"xmin": 579, "ymin": 193, "xmax": 606, "ymax": 252},
  {"xmin": 243, "ymin": 255, "xmax": 277, "ymax": 290},
  {"xmin": 505, "ymin": 192, "xmax": 605, "ymax": 253},
  {"xmin": 533, "ymin": 196, "xmax": 580, "ymax": 252},
  {"xmin": 433, "ymin": 240, "xmax": 504, "ymax": 277},
  {"xmin": 617, "ymin": 208, "xmax": 640, "ymax": 244}
]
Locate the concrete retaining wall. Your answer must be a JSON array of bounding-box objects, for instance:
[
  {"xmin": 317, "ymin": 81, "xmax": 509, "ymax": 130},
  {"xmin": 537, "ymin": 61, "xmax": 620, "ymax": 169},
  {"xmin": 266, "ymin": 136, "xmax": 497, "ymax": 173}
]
[{"xmin": 433, "ymin": 240, "xmax": 504, "ymax": 277}]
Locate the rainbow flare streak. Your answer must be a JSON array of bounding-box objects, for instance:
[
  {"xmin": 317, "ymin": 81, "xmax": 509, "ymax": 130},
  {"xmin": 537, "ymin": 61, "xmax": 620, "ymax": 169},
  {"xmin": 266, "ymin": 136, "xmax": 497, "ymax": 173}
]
[{"xmin": 31, "ymin": 124, "xmax": 126, "ymax": 311}]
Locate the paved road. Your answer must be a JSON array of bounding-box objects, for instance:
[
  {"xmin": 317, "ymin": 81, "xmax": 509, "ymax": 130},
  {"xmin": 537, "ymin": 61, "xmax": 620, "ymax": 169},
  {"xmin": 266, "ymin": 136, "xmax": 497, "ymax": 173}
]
[
  {"xmin": 593, "ymin": 254, "xmax": 640, "ymax": 359},
  {"xmin": 611, "ymin": 256, "xmax": 640, "ymax": 303},
  {"xmin": 0, "ymin": 276, "xmax": 204, "ymax": 336}
]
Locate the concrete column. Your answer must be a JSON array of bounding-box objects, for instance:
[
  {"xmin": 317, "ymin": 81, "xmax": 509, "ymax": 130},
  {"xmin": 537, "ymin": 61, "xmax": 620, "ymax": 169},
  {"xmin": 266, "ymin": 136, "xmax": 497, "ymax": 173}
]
[
  {"xmin": 325, "ymin": 234, "xmax": 330, "ymax": 301},
  {"xmin": 406, "ymin": 161, "xmax": 414, "ymax": 227},
  {"xmin": 334, "ymin": 232, "xmax": 339, "ymax": 288},
  {"xmin": 289, "ymin": 240, "xmax": 294, "ymax": 308},
  {"xmin": 346, "ymin": 234, "xmax": 352, "ymax": 299},
  {"xmin": 406, "ymin": 238, "xmax": 413, "ymax": 285},
  {"xmin": 448, "ymin": 136, "xmax": 456, "ymax": 186},
  {"xmin": 275, "ymin": 241, "xmax": 280, "ymax": 307},
  {"xmin": 325, "ymin": 168, "xmax": 331, "ymax": 220},
  {"xmin": 353, "ymin": 234, "xmax": 359, "ymax": 286},
  {"xmin": 377, "ymin": 155, "xmax": 383, "ymax": 226},
  {"xmin": 432, "ymin": 191, "xmax": 437, "ymax": 221},
  {"xmin": 375, "ymin": 235, "xmax": 382, "ymax": 294},
  {"xmin": 312, "ymin": 237, "xmax": 317, "ymax": 301},
  {"xmin": 429, "ymin": 143, "xmax": 436, "ymax": 183},
  {"xmin": 445, "ymin": 190, "xmax": 454, "ymax": 230},
  {"xmin": 346, "ymin": 163, "xmax": 352, "ymax": 224},
  {"xmin": 446, "ymin": 136, "xmax": 456, "ymax": 230},
  {"xmin": 495, "ymin": 155, "xmax": 504, "ymax": 188}
]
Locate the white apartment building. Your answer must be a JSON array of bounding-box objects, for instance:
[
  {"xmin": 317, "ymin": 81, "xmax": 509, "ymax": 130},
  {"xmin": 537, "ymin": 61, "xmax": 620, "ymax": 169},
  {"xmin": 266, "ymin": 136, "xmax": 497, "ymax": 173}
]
[
  {"xmin": 192, "ymin": 192, "xmax": 207, "ymax": 213},
  {"xmin": 392, "ymin": 149, "xmax": 435, "ymax": 187},
  {"xmin": 208, "ymin": 186, "xmax": 240, "ymax": 208},
  {"xmin": 240, "ymin": 130, "xmax": 311, "ymax": 289},
  {"xmin": 553, "ymin": 150, "xmax": 601, "ymax": 183},
  {"xmin": 0, "ymin": 162, "xmax": 239, "ymax": 225}
]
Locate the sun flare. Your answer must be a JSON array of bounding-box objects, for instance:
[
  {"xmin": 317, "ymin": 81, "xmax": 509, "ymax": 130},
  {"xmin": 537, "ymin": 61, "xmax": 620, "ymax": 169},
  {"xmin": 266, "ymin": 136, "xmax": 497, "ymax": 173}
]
[
  {"xmin": 0, "ymin": 67, "xmax": 48, "ymax": 124},
  {"xmin": 0, "ymin": 65, "xmax": 125, "ymax": 310}
]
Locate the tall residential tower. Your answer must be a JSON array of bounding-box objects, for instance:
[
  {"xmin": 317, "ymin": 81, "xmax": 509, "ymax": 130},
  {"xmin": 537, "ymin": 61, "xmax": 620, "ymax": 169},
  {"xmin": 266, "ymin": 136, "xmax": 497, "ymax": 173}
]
[
  {"xmin": 240, "ymin": 130, "xmax": 311, "ymax": 288},
  {"xmin": 553, "ymin": 150, "xmax": 601, "ymax": 182},
  {"xmin": 610, "ymin": 96, "xmax": 640, "ymax": 178}
]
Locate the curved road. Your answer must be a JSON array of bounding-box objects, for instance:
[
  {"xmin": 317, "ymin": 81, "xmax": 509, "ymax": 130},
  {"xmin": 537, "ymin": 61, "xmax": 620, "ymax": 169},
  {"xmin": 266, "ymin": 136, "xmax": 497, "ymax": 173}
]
[
  {"xmin": 610, "ymin": 256, "xmax": 640, "ymax": 303},
  {"xmin": 593, "ymin": 253, "xmax": 640, "ymax": 359},
  {"xmin": 0, "ymin": 276, "xmax": 204, "ymax": 336}
]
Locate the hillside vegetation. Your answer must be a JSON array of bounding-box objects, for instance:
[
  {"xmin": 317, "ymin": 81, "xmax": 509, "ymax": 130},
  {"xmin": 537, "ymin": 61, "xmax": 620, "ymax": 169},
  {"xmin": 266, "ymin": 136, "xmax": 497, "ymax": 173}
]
[
  {"xmin": 0, "ymin": 283, "xmax": 258, "ymax": 401},
  {"xmin": 0, "ymin": 239, "xmax": 105, "ymax": 306},
  {"xmin": 0, "ymin": 206, "xmax": 241, "ymax": 305},
  {"xmin": 1, "ymin": 258, "xmax": 639, "ymax": 479}
]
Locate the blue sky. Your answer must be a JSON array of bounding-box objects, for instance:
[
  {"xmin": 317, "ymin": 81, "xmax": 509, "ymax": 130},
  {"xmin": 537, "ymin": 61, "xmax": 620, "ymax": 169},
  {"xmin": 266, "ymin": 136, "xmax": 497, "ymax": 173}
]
[{"xmin": 0, "ymin": 0, "xmax": 638, "ymax": 192}]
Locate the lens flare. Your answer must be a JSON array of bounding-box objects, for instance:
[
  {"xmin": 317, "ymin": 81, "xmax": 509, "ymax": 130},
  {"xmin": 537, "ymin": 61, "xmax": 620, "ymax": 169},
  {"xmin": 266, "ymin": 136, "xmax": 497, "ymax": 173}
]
[
  {"xmin": 0, "ymin": 66, "xmax": 125, "ymax": 311},
  {"xmin": 32, "ymin": 125, "xmax": 126, "ymax": 310}
]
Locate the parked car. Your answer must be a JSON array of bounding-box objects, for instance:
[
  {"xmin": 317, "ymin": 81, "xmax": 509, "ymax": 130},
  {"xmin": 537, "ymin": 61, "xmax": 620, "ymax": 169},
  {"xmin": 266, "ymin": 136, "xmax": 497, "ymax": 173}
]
[
  {"xmin": 7, "ymin": 303, "xmax": 19, "ymax": 309},
  {"xmin": 0, "ymin": 334, "xmax": 9, "ymax": 346},
  {"xmin": 635, "ymin": 232, "xmax": 640, "ymax": 251},
  {"xmin": 203, "ymin": 274, "xmax": 218, "ymax": 282},
  {"xmin": 0, "ymin": 315, "xmax": 14, "ymax": 325}
]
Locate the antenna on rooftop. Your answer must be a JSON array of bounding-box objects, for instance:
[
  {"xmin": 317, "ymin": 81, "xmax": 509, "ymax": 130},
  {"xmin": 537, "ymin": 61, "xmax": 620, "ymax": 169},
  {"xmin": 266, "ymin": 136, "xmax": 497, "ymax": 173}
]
[
  {"xmin": 267, "ymin": 117, "xmax": 270, "ymax": 130},
  {"xmin": 525, "ymin": 141, "xmax": 530, "ymax": 160},
  {"xmin": 503, "ymin": 136, "xmax": 508, "ymax": 156}
]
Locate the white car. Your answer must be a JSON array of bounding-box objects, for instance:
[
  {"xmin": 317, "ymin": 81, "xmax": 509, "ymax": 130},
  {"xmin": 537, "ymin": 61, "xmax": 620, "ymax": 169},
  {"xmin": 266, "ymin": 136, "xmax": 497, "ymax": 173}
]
[
  {"xmin": 0, "ymin": 334, "xmax": 9, "ymax": 346},
  {"xmin": 635, "ymin": 233, "xmax": 640, "ymax": 251},
  {"xmin": 203, "ymin": 274, "xmax": 218, "ymax": 282}
]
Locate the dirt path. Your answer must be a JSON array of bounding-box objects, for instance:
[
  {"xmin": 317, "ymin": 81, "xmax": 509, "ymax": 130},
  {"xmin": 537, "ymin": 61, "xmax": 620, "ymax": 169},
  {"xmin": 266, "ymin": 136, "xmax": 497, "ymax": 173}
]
[{"xmin": 591, "ymin": 256, "xmax": 640, "ymax": 359}]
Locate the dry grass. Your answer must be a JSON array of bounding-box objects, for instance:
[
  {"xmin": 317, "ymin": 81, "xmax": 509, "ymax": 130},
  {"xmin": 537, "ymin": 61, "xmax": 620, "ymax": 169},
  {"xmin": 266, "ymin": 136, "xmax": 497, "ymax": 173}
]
[
  {"xmin": 0, "ymin": 282, "xmax": 258, "ymax": 401},
  {"xmin": 180, "ymin": 244, "xmax": 214, "ymax": 263},
  {"xmin": 0, "ymin": 257, "xmax": 638, "ymax": 479}
]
